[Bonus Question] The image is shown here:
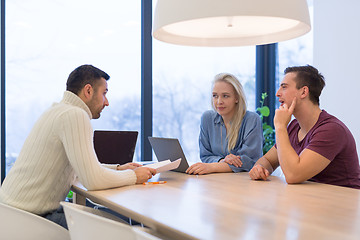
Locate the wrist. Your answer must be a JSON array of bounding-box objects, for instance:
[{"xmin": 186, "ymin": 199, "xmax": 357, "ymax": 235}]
[
  {"xmin": 211, "ymin": 162, "xmax": 219, "ymax": 172},
  {"xmin": 275, "ymin": 125, "xmax": 288, "ymax": 133},
  {"xmin": 257, "ymin": 157, "xmax": 274, "ymax": 173},
  {"xmin": 216, "ymin": 161, "xmax": 232, "ymax": 173}
]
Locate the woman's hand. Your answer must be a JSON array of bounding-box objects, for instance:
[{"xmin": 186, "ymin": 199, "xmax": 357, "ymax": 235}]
[
  {"xmin": 186, "ymin": 162, "xmax": 215, "ymax": 175},
  {"xmin": 221, "ymin": 154, "xmax": 242, "ymax": 168}
]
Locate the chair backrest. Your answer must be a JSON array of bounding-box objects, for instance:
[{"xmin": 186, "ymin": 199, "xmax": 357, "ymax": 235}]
[
  {"xmin": 61, "ymin": 201, "xmax": 161, "ymax": 240},
  {"xmin": 0, "ymin": 202, "xmax": 70, "ymax": 240},
  {"xmin": 133, "ymin": 227, "xmax": 164, "ymax": 240}
]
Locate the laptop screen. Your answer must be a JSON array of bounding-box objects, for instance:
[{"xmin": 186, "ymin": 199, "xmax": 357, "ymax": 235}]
[
  {"xmin": 148, "ymin": 137, "xmax": 190, "ymax": 172},
  {"xmin": 94, "ymin": 130, "xmax": 138, "ymax": 165}
]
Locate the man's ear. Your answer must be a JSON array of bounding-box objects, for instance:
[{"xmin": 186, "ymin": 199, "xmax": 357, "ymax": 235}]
[
  {"xmin": 300, "ymin": 86, "xmax": 309, "ymax": 99},
  {"xmin": 83, "ymin": 84, "xmax": 93, "ymax": 100}
]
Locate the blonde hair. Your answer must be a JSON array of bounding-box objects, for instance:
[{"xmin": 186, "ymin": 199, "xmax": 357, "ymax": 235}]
[{"xmin": 212, "ymin": 73, "xmax": 247, "ymax": 152}]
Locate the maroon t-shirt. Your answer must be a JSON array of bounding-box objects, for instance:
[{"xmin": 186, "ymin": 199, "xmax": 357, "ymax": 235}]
[{"xmin": 286, "ymin": 110, "xmax": 360, "ymax": 189}]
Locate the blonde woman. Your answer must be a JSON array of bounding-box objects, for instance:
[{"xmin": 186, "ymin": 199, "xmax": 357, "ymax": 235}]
[{"xmin": 186, "ymin": 73, "xmax": 263, "ymax": 175}]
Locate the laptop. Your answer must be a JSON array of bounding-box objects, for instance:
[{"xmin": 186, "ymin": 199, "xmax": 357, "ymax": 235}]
[
  {"xmin": 94, "ymin": 130, "xmax": 138, "ymax": 165},
  {"xmin": 148, "ymin": 137, "xmax": 190, "ymax": 173}
]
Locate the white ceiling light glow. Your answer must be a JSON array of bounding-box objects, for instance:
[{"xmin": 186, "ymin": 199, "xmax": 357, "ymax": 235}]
[{"xmin": 153, "ymin": 0, "xmax": 311, "ymax": 47}]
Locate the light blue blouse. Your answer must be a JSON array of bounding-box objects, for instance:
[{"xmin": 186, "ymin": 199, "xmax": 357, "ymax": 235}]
[{"xmin": 199, "ymin": 110, "xmax": 263, "ymax": 172}]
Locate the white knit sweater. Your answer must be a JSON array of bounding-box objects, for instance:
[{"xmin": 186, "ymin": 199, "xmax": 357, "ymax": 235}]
[{"xmin": 0, "ymin": 91, "xmax": 137, "ymax": 215}]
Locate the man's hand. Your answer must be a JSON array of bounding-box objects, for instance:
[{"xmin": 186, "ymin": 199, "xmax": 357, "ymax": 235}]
[
  {"xmin": 274, "ymin": 97, "xmax": 296, "ymax": 130},
  {"xmin": 186, "ymin": 162, "xmax": 215, "ymax": 175},
  {"xmin": 117, "ymin": 162, "xmax": 142, "ymax": 170},
  {"xmin": 221, "ymin": 154, "xmax": 242, "ymax": 168},
  {"xmin": 133, "ymin": 167, "xmax": 156, "ymax": 184},
  {"xmin": 249, "ymin": 164, "xmax": 270, "ymax": 181}
]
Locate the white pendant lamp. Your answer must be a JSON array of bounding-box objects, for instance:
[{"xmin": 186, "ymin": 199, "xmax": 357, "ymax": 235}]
[{"xmin": 153, "ymin": 0, "xmax": 311, "ymax": 47}]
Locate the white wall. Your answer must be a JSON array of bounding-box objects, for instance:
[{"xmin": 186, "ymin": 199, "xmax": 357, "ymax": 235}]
[{"xmin": 314, "ymin": 0, "xmax": 360, "ymax": 157}]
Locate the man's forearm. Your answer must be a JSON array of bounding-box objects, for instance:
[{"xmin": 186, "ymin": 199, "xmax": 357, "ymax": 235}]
[{"xmin": 275, "ymin": 127, "xmax": 301, "ymax": 178}]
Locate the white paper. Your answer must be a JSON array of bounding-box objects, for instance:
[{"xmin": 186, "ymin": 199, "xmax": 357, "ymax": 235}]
[{"xmin": 144, "ymin": 158, "xmax": 181, "ymax": 173}]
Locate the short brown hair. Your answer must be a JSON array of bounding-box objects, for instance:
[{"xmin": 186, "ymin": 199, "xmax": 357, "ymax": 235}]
[
  {"xmin": 284, "ymin": 65, "xmax": 325, "ymax": 105},
  {"xmin": 66, "ymin": 65, "xmax": 110, "ymax": 95}
]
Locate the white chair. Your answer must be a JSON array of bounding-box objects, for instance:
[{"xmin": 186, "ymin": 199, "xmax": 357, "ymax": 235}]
[
  {"xmin": 60, "ymin": 201, "xmax": 162, "ymax": 240},
  {"xmin": 0, "ymin": 202, "xmax": 70, "ymax": 240}
]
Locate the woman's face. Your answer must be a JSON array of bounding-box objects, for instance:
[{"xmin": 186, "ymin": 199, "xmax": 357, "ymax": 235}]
[{"xmin": 212, "ymin": 81, "xmax": 238, "ymax": 120}]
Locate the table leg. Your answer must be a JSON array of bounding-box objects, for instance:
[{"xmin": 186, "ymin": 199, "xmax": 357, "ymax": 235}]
[{"xmin": 73, "ymin": 192, "xmax": 86, "ymax": 205}]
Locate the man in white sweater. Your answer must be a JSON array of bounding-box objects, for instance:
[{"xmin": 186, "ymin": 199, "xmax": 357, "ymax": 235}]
[{"xmin": 0, "ymin": 65, "xmax": 156, "ymax": 228}]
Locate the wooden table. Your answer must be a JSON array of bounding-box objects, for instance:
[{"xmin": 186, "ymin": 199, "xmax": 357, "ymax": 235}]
[{"xmin": 72, "ymin": 172, "xmax": 360, "ymax": 240}]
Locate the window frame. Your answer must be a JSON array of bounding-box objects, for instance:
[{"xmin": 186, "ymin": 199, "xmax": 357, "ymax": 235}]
[{"xmin": 1, "ymin": 0, "xmax": 5, "ymax": 183}]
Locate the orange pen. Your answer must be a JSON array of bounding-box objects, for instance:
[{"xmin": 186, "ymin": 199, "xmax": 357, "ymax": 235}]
[{"xmin": 143, "ymin": 181, "xmax": 167, "ymax": 185}]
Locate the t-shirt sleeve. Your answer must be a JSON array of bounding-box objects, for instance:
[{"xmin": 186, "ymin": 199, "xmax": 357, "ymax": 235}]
[{"xmin": 306, "ymin": 122, "xmax": 346, "ymax": 161}]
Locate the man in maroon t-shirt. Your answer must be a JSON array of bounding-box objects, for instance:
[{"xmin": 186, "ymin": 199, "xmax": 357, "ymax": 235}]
[{"xmin": 249, "ymin": 65, "xmax": 360, "ymax": 189}]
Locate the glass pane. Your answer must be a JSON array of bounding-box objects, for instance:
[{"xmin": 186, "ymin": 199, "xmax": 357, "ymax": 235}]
[
  {"xmin": 6, "ymin": 0, "xmax": 141, "ymax": 173},
  {"xmin": 278, "ymin": 0, "xmax": 314, "ymax": 89},
  {"xmin": 153, "ymin": 1, "xmax": 256, "ymax": 163},
  {"xmin": 275, "ymin": 0, "xmax": 314, "ymax": 177}
]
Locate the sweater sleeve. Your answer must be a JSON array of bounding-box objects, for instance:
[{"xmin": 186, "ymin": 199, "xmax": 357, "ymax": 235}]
[
  {"xmin": 101, "ymin": 164, "xmax": 118, "ymax": 170},
  {"xmin": 57, "ymin": 108, "xmax": 137, "ymax": 190}
]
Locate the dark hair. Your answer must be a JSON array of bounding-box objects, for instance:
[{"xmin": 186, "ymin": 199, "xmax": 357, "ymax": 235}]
[
  {"xmin": 284, "ymin": 65, "xmax": 325, "ymax": 105},
  {"xmin": 66, "ymin": 65, "xmax": 110, "ymax": 95}
]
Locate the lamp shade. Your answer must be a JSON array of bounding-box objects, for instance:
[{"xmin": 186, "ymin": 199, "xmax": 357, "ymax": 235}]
[{"xmin": 153, "ymin": 0, "xmax": 311, "ymax": 47}]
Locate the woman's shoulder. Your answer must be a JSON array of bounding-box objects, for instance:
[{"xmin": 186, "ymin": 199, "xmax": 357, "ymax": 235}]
[
  {"xmin": 244, "ymin": 110, "xmax": 261, "ymax": 121},
  {"xmin": 202, "ymin": 110, "xmax": 217, "ymax": 119},
  {"xmin": 201, "ymin": 110, "xmax": 219, "ymax": 125}
]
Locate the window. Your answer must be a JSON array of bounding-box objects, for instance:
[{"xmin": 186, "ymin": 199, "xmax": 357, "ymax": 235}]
[
  {"xmin": 5, "ymin": 0, "xmax": 141, "ymax": 173},
  {"xmin": 153, "ymin": 0, "xmax": 256, "ymax": 162},
  {"xmin": 272, "ymin": 0, "xmax": 313, "ymax": 177},
  {"xmin": 278, "ymin": 0, "xmax": 314, "ymax": 93},
  {"xmin": 3, "ymin": 0, "xmax": 314, "ymax": 177}
]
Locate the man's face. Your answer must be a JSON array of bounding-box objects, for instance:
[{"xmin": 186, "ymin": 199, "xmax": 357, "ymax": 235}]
[
  {"xmin": 276, "ymin": 72, "xmax": 302, "ymax": 108},
  {"xmin": 87, "ymin": 78, "xmax": 109, "ymax": 119}
]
